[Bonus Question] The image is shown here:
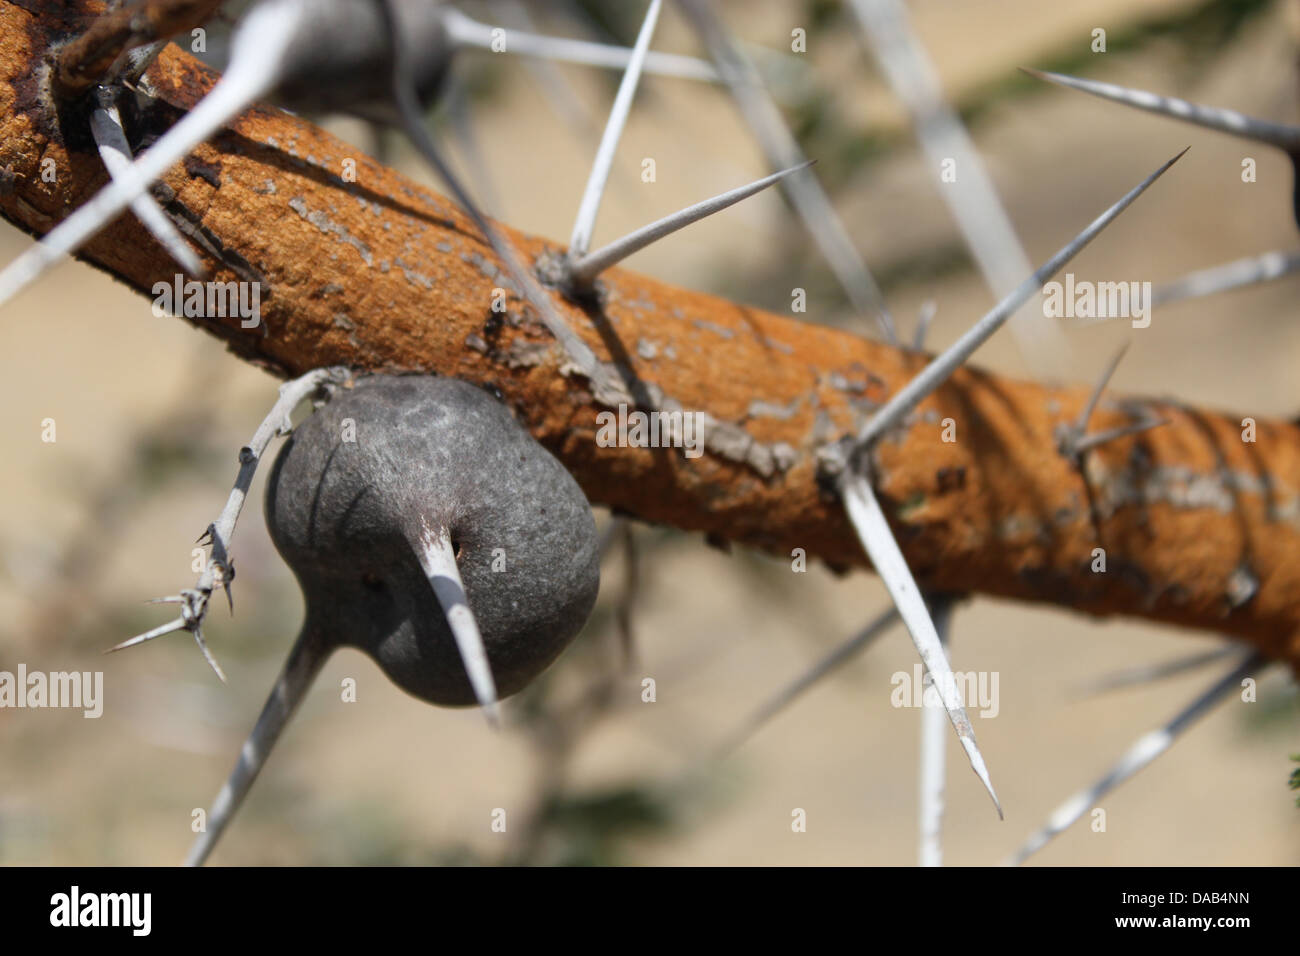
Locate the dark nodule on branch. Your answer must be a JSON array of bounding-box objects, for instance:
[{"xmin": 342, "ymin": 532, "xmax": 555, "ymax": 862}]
[{"xmin": 187, "ymin": 374, "xmax": 601, "ymax": 864}]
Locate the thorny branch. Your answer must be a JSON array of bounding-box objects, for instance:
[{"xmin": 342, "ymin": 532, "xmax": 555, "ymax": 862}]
[
  {"xmin": 2, "ymin": 2, "xmax": 1299, "ymax": 672},
  {"xmin": 106, "ymin": 365, "xmax": 352, "ymax": 677},
  {"xmin": 55, "ymin": 0, "xmax": 224, "ymax": 95}
]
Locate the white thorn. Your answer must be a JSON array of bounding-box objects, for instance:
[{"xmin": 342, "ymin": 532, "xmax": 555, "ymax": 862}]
[
  {"xmin": 192, "ymin": 627, "xmax": 227, "ymax": 683},
  {"xmin": 0, "ymin": 0, "xmax": 298, "ymax": 310},
  {"xmin": 443, "ymin": 72, "xmax": 504, "ymax": 217},
  {"xmin": 1071, "ymin": 416, "xmax": 1169, "ymax": 455},
  {"xmin": 384, "ymin": 4, "xmax": 613, "ymax": 402},
  {"xmin": 120, "ymin": 39, "xmax": 169, "ymax": 85},
  {"xmin": 676, "ymin": 0, "xmax": 896, "ymax": 342},
  {"xmin": 1022, "ymin": 68, "xmax": 1300, "ymax": 152},
  {"xmin": 919, "ymin": 595, "xmax": 953, "ymax": 866},
  {"xmin": 710, "ymin": 605, "xmax": 900, "ymax": 762},
  {"xmin": 1074, "ymin": 645, "xmax": 1237, "ymax": 698},
  {"xmin": 485, "ymin": 0, "xmax": 592, "ymax": 134},
  {"xmin": 568, "ymin": 0, "xmax": 662, "ymax": 258},
  {"xmin": 568, "ymin": 161, "xmax": 811, "ymax": 284},
  {"xmin": 912, "ymin": 300, "xmax": 936, "ymax": 351},
  {"xmin": 414, "ymin": 520, "xmax": 501, "ymax": 727},
  {"xmin": 1152, "ymin": 249, "xmax": 1300, "ymax": 308},
  {"xmin": 106, "ymin": 617, "xmax": 187, "ymax": 653},
  {"xmin": 1074, "ymin": 343, "xmax": 1130, "ymax": 438},
  {"xmin": 854, "ymin": 148, "xmax": 1186, "ymax": 449},
  {"xmin": 90, "ymin": 98, "xmax": 205, "ymax": 277},
  {"xmin": 108, "ymin": 367, "xmax": 349, "ymax": 673},
  {"xmin": 1004, "ymin": 651, "xmax": 1266, "ymax": 866},
  {"xmin": 849, "ymin": 0, "xmax": 1068, "ymax": 379},
  {"xmin": 441, "ymin": 7, "xmax": 718, "ymax": 81},
  {"xmin": 185, "ymin": 628, "xmax": 327, "ymax": 866},
  {"xmin": 841, "ymin": 471, "xmax": 1001, "ymax": 817}
]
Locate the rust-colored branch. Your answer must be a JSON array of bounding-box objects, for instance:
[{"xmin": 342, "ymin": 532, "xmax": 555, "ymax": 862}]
[
  {"xmin": 3, "ymin": 1, "xmax": 1298, "ymax": 669},
  {"xmin": 54, "ymin": 0, "xmax": 224, "ymax": 94}
]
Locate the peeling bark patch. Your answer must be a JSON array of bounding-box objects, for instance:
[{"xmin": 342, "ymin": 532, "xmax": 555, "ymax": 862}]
[
  {"xmin": 462, "ymin": 251, "xmax": 518, "ymax": 294},
  {"xmin": 1093, "ymin": 461, "xmax": 1300, "ymax": 527},
  {"xmin": 751, "ymin": 333, "xmax": 794, "ymax": 355},
  {"xmin": 747, "ymin": 396, "xmax": 802, "ymax": 421},
  {"xmin": 393, "ymin": 257, "xmax": 434, "ymax": 290},
  {"xmin": 556, "ymin": 354, "xmax": 800, "ymax": 478},
  {"xmin": 827, "ymin": 372, "xmax": 864, "ymax": 393},
  {"xmin": 504, "ymin": 340, "xmax": 551, "ymax": 369},
  {"xmin": 692, "ymin": 318, "xmax": 734, "ymax": 339},
  {"xmin": 288, "ymin": 196, "xmax": 372, "ymax": 265}
]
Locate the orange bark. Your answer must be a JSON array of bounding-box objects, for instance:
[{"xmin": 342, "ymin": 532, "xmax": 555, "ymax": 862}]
[{"xmin": 2, "ymin": 1, "xmax": 1298, "ymax": 668}]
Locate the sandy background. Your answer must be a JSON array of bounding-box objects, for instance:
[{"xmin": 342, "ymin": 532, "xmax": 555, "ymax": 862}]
[{"xmin": 0, "ymin": 0, "xmax": 1297, "ymax": 865}]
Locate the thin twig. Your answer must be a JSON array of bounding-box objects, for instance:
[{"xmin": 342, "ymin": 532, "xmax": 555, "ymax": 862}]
[
  {"xmin": 853, "ymin": 149, "xmax": 1186, "ymax": 450},
  {"xmin": 106, "ymin": 366, "xmax": 353, "ymax": 677},
  {"xmin": 1073, "ymin": 645, "xmax": 1237, "ymax": 698},
  {"xmin": 380, "ymin": 0, "xmax": 615, "ymax": 397},
  {"xmin": 1004, "ymin": 651, "xmax": 1266, "ymax": 866},
  {"xmin": 706, "ymin": 605, "xmax": 899, "ymax": 763},
  {"xmin": 849, "ymin": 0, "xmax": 1068, "ymax": 378},
  {"xmin": 676, "ymin": 0, "xmax": 896, "ymax": 342},
  {"xmin": 1152, "ymin": 249, "xmax": 1300, "ymax": 307},
  {"xmin": 1021, "ymin": 68, "xmax": 1300, "ymax": 151},
  {"xmin": 443, "ymin": 72, "xmax": 505, "ymax": 218},
  {"xmin": 441, "ymin": 7, "xmax": 718, "ymax": 82}
]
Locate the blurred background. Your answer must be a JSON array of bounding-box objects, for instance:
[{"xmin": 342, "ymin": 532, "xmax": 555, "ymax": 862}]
[{"xmin": 1, "ymin": 0, "xmax": 1298, "ymax": 865}]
